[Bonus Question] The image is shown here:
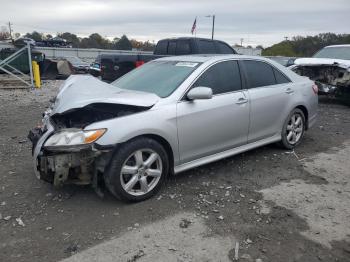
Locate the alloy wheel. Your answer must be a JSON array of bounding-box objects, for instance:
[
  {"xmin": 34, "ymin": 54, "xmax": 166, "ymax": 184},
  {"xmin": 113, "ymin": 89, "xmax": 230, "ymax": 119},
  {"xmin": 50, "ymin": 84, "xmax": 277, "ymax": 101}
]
[
  {"xmin": 120, "ymin": 149, "xmax": 163, "ymax": 196},
  {"xmin": 286, "ymin": 113, "xmax": 303, "ymax": 145}
]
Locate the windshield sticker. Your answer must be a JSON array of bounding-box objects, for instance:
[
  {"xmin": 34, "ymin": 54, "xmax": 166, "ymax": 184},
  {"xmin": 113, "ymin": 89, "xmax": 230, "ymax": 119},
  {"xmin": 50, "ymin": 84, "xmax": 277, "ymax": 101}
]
[{"xmin": 175, "ymin": 62, "xmax": 199, "ymax": 67}]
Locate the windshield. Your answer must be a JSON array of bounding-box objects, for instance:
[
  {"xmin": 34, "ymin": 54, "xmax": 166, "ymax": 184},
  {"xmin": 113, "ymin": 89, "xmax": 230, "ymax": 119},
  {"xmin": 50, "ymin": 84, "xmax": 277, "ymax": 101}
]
[
  {"xmin": 111, "ymin": 61, "xmax": 201, "ymax": 98},
  {"xmin": 313, "ymin": 46, "xmax": 350, "ymax": 60}
]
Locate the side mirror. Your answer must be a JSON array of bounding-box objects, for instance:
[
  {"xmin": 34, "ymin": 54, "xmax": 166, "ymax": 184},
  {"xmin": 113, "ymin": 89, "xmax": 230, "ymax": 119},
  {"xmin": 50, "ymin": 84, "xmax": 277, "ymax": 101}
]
[{"xmin": 187, "ymin": 87, "xmax": 213, "ymax": 100}]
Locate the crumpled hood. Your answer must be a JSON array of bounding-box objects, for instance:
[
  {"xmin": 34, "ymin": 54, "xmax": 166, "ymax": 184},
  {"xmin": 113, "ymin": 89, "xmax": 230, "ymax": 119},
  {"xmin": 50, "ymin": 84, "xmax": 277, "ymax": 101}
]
[
  {"xmin": 52, "ymin": 75, "xmax": 160, "ymax": 114},
  {"xmin": 294, "ymin": 58, "xmax": 350, "ymax": 71}
]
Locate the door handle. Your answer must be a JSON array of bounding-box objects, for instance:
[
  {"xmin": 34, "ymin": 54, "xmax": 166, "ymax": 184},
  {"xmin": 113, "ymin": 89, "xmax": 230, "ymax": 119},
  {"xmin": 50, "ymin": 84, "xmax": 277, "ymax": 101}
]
[
  {"xmin": 236, "ymin": 98, "xmax": 248, "ymax": 105},
  {"xmin": 285, "ymin": 88, "xmax": 294, "ymax": 94}
]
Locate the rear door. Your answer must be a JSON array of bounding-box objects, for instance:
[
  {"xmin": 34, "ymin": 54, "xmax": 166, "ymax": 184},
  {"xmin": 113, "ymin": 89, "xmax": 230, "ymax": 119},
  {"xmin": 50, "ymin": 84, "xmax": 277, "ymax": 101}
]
[
  {"xmin": 240, "ymin": 60, "xmax": 293, "ymax": 142},
  {"xmin": 177, "ymin": 60, "xmax": 250, "ymax": 163}
]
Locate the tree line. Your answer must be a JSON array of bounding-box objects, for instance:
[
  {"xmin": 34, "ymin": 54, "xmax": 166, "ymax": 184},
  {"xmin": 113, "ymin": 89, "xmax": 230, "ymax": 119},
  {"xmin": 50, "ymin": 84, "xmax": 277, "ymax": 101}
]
[
  {"xmin": 0, "ymin": 28, "xmax": 155, "ymax": 51},
  {"xmin": 2, "ymin": 28, "xmax": 349, "ymax": 56},
  {"xmin": 262, "ymin": 33, "xmax": 350, "ymax": 57}
]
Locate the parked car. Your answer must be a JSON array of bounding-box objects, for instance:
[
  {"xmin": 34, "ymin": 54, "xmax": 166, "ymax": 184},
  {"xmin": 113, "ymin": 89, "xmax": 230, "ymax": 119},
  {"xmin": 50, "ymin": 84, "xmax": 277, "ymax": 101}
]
[
  {"xmin": 29, "ymin": 55, "xmax": 318, "ymax": 202},
  {"xmin": 88, "ymin": 55, "xmax": 102, "ymax": 77},
  {"xmin": 98, "ymin": 37, "xmax": 237, "ymax": 82},
  {"xmin": 290, "ymin": 45, "xmax": 350, "ymax": 101},
  {"xmin": 13, "ymin": 37, "xmax": 36, "ymax": 47},
  {"xmin": 36, "ymin": 38, "xmax": 72, "ymax": 48}
]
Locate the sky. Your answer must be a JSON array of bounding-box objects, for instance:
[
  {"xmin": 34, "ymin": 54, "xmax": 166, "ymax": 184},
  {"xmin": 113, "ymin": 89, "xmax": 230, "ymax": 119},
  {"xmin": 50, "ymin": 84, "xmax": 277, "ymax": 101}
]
[{"xmin": 0, "ymin": 0, "xmax": 349, "ymax": 47}]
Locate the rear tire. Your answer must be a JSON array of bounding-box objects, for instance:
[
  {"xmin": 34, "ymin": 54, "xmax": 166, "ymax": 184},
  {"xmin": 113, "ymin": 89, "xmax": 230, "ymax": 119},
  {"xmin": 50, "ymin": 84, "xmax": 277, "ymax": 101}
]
[
  {"xmin": 279, "ymin": 108, "xmax": 306, "ymax": 150},
  {"xmin": 104, "ymin": 137, "xmax": 169, "ymax": 202}
]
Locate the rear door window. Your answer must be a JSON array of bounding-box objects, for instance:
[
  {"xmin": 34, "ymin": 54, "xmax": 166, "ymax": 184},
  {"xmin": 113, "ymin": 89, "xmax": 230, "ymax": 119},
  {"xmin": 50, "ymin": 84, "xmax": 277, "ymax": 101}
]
[
  {"xmin": 198, "ymin": 40, "xmax": 216, "ymax": 53},
  {"xmin": 193, "ymin": 60, "xmax": 242, "ymax": 95},
  {"xmin": 176, "ymin": 40, "xmax": 191, "ymax": 55},
  {"xmin": 168, "ymin": 41, "xmax": 176, "ymax": 55},
  {"xmin": 243, "ymin": 60, "xmax": 276, "ymax": 88}
]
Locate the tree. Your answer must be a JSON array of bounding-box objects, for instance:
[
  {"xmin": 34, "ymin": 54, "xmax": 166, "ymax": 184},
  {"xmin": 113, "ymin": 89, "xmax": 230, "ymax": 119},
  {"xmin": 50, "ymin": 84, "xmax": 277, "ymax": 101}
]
[
  {"xmin": 256, "ymin": 45, "xmax": 264, "ymax": 50},
  {"xmin": 58, "ymin": 32, "xmax": 80, "ymax": 47},
  {"xmin": 262, "ymin": 33, "xmax": 350, "ymax": 57},
  {"xmin": 24, "ymin": 31, "xmax": 43, "ymax": 41},
  {"xmin": 79, "ymin": 33, "xmax": 113, "ymax": 49},
  {"xmin": 115, "ymin": 35, "xmax": 132, "ymax": 50}
]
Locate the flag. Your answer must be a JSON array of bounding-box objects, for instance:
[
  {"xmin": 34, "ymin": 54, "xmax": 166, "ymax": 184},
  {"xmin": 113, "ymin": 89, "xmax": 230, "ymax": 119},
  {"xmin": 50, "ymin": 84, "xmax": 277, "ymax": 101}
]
[{"xmin": 191, "ymin": 18, "xmax": 197, "ymax": 35}]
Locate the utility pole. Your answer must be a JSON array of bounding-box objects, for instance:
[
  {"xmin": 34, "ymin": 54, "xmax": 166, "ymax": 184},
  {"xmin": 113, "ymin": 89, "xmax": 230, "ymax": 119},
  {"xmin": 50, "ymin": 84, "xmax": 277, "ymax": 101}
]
[
  {"xmin": 240, "ymin": 38, "xmax": 244, "ymax": 46},
  {"xmin": 211, "ymin": 15, "xmax": 215, "ymax": 40},
  {"xmin": 205, "ymin": 15, "xmax": 215, "ymax": 40},
  {"xmin": 284, "ymin": 36, "xmax": 288, "ymax": 41},
  {"xmin": 8, "ymin": 21, "xmax": 13, "ymax": 42}
]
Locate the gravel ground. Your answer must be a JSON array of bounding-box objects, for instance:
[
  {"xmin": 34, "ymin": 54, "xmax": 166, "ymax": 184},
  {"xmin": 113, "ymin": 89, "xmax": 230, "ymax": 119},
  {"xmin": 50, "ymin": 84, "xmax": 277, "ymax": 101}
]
[{"xmin": 0, "ymin": 81, "xmax": 349, "ymax": 262}]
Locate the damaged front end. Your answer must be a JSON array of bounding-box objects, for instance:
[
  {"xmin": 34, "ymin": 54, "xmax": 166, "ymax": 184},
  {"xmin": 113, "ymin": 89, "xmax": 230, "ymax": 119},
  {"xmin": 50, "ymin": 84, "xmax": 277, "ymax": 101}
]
[
  {"xmin": 28, "ymin": 75, "xmax": 157, "ymax": 190},
  {"xmin": 291, "ymin": 59, "xmax": 350, "ymax": 101}
]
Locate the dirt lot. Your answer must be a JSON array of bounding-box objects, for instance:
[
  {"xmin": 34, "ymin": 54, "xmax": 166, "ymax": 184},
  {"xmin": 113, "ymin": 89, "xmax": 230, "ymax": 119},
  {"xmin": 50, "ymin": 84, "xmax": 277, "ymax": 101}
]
[{"xmin": 0, "ymin": 81, "xmax": 350, "ymax": 262}]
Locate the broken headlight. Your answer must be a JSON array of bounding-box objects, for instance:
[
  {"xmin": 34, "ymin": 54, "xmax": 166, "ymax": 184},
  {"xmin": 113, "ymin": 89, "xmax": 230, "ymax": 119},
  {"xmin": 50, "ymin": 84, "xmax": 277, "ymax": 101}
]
[{"xmin": 44, "ymin": 129, "xmax": 106, "ymax": 147}]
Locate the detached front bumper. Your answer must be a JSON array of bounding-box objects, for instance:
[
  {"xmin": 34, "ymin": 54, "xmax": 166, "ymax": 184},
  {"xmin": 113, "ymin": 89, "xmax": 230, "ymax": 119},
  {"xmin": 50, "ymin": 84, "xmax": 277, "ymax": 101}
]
[{"xmin": 29, "ymin": 119, "xmax": 113, "ymax": 187}]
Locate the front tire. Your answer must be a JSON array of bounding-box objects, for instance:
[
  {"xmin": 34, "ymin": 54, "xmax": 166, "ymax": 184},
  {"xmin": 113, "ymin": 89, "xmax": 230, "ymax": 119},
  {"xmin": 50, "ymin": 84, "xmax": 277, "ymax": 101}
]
[
  {"xmin": 279, "ymin": 108, "xmax": 306, "ymax": 150},
  {"xmin": 104, "ymin": 137, "xmax": 169, "ymax": 202}
]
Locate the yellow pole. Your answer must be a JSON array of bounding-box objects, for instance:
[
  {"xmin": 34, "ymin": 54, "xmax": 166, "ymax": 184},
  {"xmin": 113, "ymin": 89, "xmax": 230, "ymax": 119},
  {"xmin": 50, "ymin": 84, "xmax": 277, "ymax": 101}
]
[{"xmin": 32, "ymin": 61, "xmax": 41, "ymax": 88}]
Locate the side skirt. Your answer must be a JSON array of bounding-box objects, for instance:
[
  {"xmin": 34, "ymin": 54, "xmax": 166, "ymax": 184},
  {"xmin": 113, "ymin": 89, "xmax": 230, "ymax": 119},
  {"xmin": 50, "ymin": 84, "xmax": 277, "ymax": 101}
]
[{"xmin": 174, "ymin": 134, "xmax": 281, "ymax": 174}]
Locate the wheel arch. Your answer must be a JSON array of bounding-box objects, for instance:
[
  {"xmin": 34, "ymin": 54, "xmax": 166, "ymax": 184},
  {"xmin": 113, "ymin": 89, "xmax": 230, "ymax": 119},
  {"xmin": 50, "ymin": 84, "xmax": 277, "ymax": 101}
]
[
  {"xmin": 124, "ymin": 134, "xmax": 175, "ymax": 175},
  {"xmin": 295, "ymin": 105, "xmax": 309, "ymax": 129}
]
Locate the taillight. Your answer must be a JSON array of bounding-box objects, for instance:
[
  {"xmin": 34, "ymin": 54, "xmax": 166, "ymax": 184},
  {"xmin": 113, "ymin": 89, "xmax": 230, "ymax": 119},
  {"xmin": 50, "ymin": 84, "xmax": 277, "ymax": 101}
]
[
  {"xmin": 135, "ymin": 61, "xmax": 145, "ymax": 67},
  {"xmin": 312, "ymin": 83, "xmax": 318, "ymax": 95}
]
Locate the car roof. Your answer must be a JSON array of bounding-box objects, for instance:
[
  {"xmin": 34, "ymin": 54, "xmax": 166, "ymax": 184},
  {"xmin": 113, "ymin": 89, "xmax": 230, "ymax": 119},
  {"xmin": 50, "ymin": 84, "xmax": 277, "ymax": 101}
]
[
  {"xmin": 325, "ymin": 44, "xmax": 350, "ymax": 48},
  {"xmin": 156, "ymin": 54, "xmax": 273, "ymax": 63},
  {"xmin": 158, "ymin": 37, "xmax": 224, "ymax": 42}
]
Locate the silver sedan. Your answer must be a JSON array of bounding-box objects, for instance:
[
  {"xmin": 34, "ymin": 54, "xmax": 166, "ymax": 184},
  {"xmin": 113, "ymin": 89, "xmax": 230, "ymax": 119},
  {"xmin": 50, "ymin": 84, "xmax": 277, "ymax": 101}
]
[{"xmin": 29, "ymin": 55, "xmax": 318, "ymax": 202}]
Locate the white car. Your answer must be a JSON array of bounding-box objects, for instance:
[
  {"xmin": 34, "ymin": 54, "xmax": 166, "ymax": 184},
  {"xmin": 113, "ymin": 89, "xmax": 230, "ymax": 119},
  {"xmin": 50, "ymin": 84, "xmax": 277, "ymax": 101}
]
[{"xmin": 291, "ymin": 45, "xmax": 350, "ymax": 97}]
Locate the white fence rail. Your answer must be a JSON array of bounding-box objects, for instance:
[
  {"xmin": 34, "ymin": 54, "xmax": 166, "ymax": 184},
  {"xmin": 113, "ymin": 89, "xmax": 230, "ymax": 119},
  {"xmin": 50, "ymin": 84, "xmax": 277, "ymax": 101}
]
[{"xmin": 33, "ymin": 47, "xmax": 152, "ymax": 63}]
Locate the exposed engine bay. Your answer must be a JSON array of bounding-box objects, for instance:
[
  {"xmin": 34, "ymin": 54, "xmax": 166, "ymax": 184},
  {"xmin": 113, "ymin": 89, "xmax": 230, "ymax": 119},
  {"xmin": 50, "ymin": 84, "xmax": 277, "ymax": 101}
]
[
  {"xmin": 29, "ymin": 102, "xmax": 150, "ymax": 194},
  {"xmin": 28, "ymin": 74, "xmax": 160, "ymax": 196},
  {"xmin": 51, "ymin": 103, "xmax": 149, "ymax": 129},
  {"xmin": 292, "ymin": 65, "xmax": 350, "ymax": 94},
  {"xmin": 293, "ymin": 65, "xmax": 350, "ymax": 88}
]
